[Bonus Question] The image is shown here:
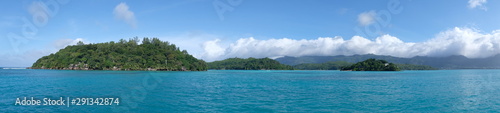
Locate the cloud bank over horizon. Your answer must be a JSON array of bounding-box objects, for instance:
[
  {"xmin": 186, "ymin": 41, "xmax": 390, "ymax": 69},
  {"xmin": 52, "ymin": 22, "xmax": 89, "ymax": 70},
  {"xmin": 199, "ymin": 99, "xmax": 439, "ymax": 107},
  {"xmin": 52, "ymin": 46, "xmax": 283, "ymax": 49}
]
[{"xmin": 199, "ymin": 27, "xmax": 500, "ymax": 61}]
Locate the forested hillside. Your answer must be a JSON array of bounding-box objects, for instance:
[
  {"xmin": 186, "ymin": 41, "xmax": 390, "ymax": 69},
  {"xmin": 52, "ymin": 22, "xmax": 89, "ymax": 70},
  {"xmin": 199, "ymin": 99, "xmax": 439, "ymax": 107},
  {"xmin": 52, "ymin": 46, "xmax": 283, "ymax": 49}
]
[
  {"xmin": 276, "ymin": 54, "xmax": 500, "ymax": 69},
  {"xmin": 208, "ymin": 58, "xmax": 294, "ymax": 70},
  {"xmin": 31, "ymin": 37, "xmax": 207, "ymax": 71},
  {"xmin": 292, "ymin": 61, "xmax": 352, "ymax": 70},
  {"xmin": 395, "ymin": 64, "xmax": 436, "ymax": 70},
  {"xmin": 293, "ymin": 61, "xmax": 436, "ymax": 70},
  {"xmin": 341, "ymin": 59, "xmax": 400, "ymax": 71}
]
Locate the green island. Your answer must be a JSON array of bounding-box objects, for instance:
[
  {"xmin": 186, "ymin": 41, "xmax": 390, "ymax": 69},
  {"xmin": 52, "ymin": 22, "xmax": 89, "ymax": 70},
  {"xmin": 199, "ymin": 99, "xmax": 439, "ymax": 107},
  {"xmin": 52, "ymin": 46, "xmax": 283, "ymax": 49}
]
[
  {"xmin": 292, "ymin": 61, "xmax": 352, "ymax": 70},
  {"xmin": 395, "ymin": 64, "xmax": 436, "ymax": 70},
  {"xmin": 340, "ymin": 59, "xmax": 400, "ymax": 71},
  {"xmin": 207, "ymin": 58, "xmax": 294, "ymax": 70},
  {"xmin": 293, "ymin": 61, "xmax": 435, "ymax": 70},
  {"xmin": 30, "ymin": 37, "xmax": 207, "ymax": 71}
]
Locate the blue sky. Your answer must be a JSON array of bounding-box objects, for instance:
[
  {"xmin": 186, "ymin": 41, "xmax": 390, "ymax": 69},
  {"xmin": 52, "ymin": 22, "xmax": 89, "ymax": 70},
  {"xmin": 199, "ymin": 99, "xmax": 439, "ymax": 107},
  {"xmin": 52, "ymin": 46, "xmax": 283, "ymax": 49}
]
[{"xmin": 1, "ymin": 0, "xmax": 499, "ymax": 67}]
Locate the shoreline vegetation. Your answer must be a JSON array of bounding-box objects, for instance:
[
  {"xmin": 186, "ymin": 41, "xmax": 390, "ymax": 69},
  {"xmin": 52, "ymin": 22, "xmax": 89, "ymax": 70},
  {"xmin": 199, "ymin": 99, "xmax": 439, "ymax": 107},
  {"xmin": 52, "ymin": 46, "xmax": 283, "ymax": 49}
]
[
  {"xmin": 29, "ymin": 38, "xmax": 436, "ymax": 71},
  {"xmin": 276, "ymin": 54, "xmax": 500, "ymax": 69},
  {"xmin": 207, "ymin": 57, "xmax": 294, "ymax": 70},
  {"xmin": 340, "ymin": 59, "xmax": 400, "ymax": 71},
  {"xmin": 293, "ymin": 61, "xmax": 436, "ymax": 70}
]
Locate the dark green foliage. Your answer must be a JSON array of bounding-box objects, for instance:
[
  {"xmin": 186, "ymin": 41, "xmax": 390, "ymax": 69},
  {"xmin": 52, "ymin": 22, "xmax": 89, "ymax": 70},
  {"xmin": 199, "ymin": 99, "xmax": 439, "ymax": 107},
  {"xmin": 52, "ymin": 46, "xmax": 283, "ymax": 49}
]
[
  {"xmin": 76, "ymin": 41, "xmax": 84, "ymax": 46},
  {"xmin": 293, "ymin": 61, "xmax": 435, "ymax": 70},
  {"xmin": 207, "ymin": 57, "xmax": 294, "ymax": 70},
  {"xmin": 293, "ymin": 61, "xmax": 353, "ymax": 70},
  {"xmin": 276, "ymin": 54, "xmax": 500, "ymax": 69},
  {"xmin": 396, "ymin": 64, "xmax": 437, "ymax": 70},
  {"xmin": 341, "ymin": 58, "xmax": 400, "ymax": 71},
  {"xmin": 31, "ymin": 37, "xmax": 207, "ymax": 71}
]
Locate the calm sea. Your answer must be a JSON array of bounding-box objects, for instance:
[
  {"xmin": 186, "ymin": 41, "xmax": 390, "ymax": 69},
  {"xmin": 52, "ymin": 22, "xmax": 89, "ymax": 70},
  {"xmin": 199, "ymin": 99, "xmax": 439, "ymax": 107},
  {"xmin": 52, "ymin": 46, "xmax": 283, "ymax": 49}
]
[{"xmin": 0, "ymin": 69, "xmax": 499, "ymax": 112}]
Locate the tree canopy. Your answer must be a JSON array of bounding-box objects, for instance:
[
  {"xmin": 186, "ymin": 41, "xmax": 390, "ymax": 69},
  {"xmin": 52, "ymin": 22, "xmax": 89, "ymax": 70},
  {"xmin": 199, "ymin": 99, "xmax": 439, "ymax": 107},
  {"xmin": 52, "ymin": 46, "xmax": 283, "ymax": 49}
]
[
  {"xmin": 207, "ymin": 57, "xmax": 294, "ymax": 70},
  {"xmin": 31, "ymin": 37, "xmax": 207, "ymax": 71},
  {"xmin": 293, "ymin": 61, "xmax": 435, "ymax": 70},
  {"xmin": 293, "ymin": 61, "xmax": 352, "ymax": 70},
  {"xmin": 395, "ymin": 64, "xmax": 436, "ymax": 70},
  {"xmin": 341, "ymin": 58, "xmax": 400, "ymax": 71}
]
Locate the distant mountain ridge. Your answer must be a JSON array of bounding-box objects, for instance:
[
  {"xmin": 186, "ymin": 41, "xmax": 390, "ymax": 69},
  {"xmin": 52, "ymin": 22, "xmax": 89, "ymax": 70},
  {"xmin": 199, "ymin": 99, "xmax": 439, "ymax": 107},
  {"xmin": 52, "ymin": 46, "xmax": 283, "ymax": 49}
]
[{"xmin": 275, "ymin": 54, "xmax": 500, "ymax": 69}]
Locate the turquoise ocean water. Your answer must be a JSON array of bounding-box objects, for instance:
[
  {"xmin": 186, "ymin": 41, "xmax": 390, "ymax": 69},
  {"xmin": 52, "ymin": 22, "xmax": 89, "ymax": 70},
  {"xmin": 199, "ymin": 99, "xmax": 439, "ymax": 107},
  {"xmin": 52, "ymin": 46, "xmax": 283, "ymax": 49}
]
[{"xmin": 1, "ymin": 69, "xmax": 499, "ymax": 112}]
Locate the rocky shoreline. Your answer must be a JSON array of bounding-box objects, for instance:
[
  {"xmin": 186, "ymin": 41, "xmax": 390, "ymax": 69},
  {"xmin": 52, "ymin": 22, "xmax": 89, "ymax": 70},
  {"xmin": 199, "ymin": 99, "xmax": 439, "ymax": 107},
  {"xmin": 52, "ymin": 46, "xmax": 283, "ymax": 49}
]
[{"xmin": 28, "ymin": 62, "xmax": 189, "ymax": 71}]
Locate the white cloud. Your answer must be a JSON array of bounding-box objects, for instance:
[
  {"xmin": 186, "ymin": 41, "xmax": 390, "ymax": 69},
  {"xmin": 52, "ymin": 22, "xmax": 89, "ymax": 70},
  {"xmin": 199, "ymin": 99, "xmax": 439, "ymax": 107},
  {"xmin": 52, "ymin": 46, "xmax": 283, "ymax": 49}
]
[
  {"xmin": 468, "ymin": 0, "xmax": 487, "ymax": 10},
  {"xmin": 148, "ymin": 31, "xmax": 230, "ymax": 61},
  {"xmin": 357, "ymin": 10, "xmax": 376, "ymax": 26},
  {"xmin": 201, "ymin": 39, "xmax": 225, "ymax": 61},
  {"xmin": 113, "ymin": 2, "xmax": 136, "ymax": 28},
  {"xmin": 198, "ymin": 27, "xmax": 500, "ymax": 61}
]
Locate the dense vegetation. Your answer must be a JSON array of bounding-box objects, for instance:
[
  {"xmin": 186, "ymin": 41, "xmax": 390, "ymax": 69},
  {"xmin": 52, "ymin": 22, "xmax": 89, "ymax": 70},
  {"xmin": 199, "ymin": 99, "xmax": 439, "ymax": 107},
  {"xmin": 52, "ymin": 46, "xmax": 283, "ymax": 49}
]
[
  {"xmin": 207, "ymin": 58, "xmax": 294, "ymax": 70},
  {"xmin": 293, "ymin": 61, "xmax": 435, "ymax": 70},
  {"xmin": 276, "ymin": 54, "xmax": 500, "ymax": 69},
  {"xmin": 293, "ymin": 61, "xmax": 352, "ymax": 70},
  {"xmin": 341, "ymin": 59, "xmax": 400, "ymax": 71},
  {"xmin": 395, "ymin": 64, "xmax": 437, "ymax": 70},
  {"xmin": 31, "ymin": 37, "xmax": 207, "ymax": 71}
]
